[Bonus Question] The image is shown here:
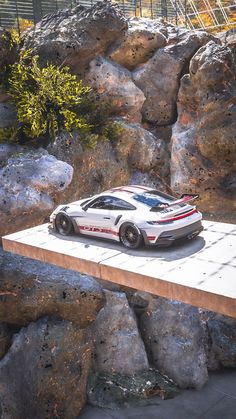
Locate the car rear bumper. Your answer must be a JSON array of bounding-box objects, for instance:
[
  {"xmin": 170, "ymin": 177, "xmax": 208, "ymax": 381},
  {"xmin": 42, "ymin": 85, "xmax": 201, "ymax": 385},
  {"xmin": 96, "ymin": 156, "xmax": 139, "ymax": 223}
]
[{"xmin": 142, "ymin": 220, "xmax": 203, "ymax": 246}]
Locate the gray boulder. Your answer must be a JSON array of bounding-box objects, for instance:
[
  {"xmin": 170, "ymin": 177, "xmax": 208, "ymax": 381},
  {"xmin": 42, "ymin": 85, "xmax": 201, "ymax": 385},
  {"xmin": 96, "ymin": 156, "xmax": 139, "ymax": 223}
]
[
  {"xmin": 206, "ymin": 312, "xmax": 236, "ymax": 369},
  {"xmin": 0, "ymin": 145, "xmax": 73, "ymax": 238},
  {"xmin": 133, "ymin": 30, "xmax": 214, "ymax": 125},
  {"xmin": 0, "ymin": 103, "xmax": 17, "ymax": 129},
  {"xmin": 91, "ymin": 290, "xmax": 149, "ymax": 375},
  {"xmin": 85, "ymin": 56, "xmax": 145, "ymax": 123},
  {"xmin": 0, "ymin": 317, "xmax": 92, "ymax": 419},
  {"xmin": 107, "ymin": 17, "xmax": 167, "ymax": 70},
  {"xmin": 171, "ymin": 41, "xmax": 236, "ymax": 217},
  {"xmin": 0, "ymin": 247, "xmax": 105, "ymax": 328},
  {"xmin": 140, "ymin": 297, "xmax": 208, "ymax": 389},
  {"xmin": 23, "ymin": 1, "xmax": 127, "ymax": 77}
]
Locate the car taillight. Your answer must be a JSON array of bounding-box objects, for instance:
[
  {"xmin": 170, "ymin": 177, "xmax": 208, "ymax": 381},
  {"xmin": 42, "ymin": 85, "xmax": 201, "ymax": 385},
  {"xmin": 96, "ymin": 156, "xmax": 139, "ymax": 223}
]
[{"xmin": 147, "ymin": 209, "xmax": 198, "ymax": 225}]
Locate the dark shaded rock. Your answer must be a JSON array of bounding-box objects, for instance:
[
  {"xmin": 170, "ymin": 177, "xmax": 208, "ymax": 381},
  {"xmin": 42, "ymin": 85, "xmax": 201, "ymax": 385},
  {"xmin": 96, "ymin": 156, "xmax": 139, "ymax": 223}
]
[
  {"xmin": 148, "ymin": 124, "xmax": 173, "ymax": 143},
  {"xmin": 107, "ymin": 17, "xmax": 167, "ymax": 70},
  {"xmin": 128, "ymin": 291, "xmax": 150, "ymax": 317},
  {"xmin": 0, "ymin": 247, "xmax": 105, "ymax": 327},
  {"xmin": 91, "ymin": 290, "xmax": 149, "ymax": 375},
  {"xmin": 23, "ymin": 1, "xmax": 127, "ymax": 77},
  {"xmin": 85, "ymin": 56, "xmax": 145, "ymax": 123},
  {"xmin": 0, "ymin": 317, "xmax": 92, "ymax": 419},
  {"xmin": 0, "ymin": 323, "xmax": 11, "ymax": 359},
  {"xmin": 0, "ymin": 27, "xmax": 17, "ymax": 72},
  {"xmin": 171, "ymin": 41, "xmax": 236, "ymax": 216},
  {"xmin": 0, "ymin": 145, "xmax": 73, "ymax": 238},
  {"xmin": 47, "ymin": 132, "xmax": 130, "ymax": 202},
  {"xmin": 87, "ymin": 369, "xmax": 179, "ymax": 408},
  {"xmin": 140, "ymin": 296, "xmax": 208, "ymax": 389},
  {"xmin": 206, "ymin": 312, "xmax": 236, "ymax": 369},
  {"xmin": 0, "ymin": 103, "xmax": 17, "ymax": 129},
  {"xmin": 133, "ymin": 30, "xmax": 214, "ymax": 125}
]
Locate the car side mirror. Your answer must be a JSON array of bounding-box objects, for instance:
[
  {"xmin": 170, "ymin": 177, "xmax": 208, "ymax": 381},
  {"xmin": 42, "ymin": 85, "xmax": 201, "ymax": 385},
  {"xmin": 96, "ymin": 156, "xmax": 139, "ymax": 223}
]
[{"xmin": 81, "ymin": 204, "xmax": 89, "ymax": 211}]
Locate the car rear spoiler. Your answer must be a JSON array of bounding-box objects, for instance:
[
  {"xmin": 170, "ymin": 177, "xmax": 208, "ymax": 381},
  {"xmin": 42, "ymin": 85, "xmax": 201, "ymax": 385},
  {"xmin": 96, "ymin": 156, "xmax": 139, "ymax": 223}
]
[
  {"xmin": 170, "ymin": 194, "xmax": 199, "ymax": 206},
  {"xmin": 150, "ymin": 194, "xmax": 199, "ymax": 211}
]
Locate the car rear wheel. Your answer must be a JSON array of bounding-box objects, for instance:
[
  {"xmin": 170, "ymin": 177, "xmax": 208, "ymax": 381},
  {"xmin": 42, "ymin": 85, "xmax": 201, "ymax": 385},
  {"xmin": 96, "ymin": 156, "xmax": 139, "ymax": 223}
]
[
  {"xmin": 55, "ymin": 212, "xmax": 74, "ymax": 236},
  {"xmin": 120, "ymin": 223, "xmax": 143, "ymax": 249}
]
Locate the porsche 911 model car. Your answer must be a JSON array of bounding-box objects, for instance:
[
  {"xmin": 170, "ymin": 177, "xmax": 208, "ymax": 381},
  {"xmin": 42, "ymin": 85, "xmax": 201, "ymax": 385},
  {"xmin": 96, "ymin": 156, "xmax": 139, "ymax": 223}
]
[{"xmin": 49, "ymin": 185, "xmax": 203, "ymax": 249}]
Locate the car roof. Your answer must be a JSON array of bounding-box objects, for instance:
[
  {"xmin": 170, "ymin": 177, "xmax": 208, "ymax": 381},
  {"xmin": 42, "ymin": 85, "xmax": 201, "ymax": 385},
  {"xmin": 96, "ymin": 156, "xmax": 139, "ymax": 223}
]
[
  {"xmin": 104, "ymin": 185, "xmax": 154, "ymax": 195},
  {"xmin": 101, "ymin": 185, "xmax": 154, "ymax": 201}
]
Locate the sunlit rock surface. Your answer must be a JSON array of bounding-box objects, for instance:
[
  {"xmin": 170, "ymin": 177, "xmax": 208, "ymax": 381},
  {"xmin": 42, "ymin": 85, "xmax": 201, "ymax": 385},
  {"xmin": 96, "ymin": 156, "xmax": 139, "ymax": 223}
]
[
  {"xmin": 171, "ymin": 41, "xmax": 236, "ymax": 215},
  {"xmin": 0, "ymin": 145, "xmax": 73, "ymax": 238}
]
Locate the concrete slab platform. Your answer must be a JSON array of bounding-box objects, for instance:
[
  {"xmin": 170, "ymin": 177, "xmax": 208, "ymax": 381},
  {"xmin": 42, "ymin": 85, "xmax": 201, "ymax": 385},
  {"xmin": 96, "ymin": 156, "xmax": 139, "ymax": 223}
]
[{"xmin": 2, "ymin": 220, "xmax": 236, "ymax": 317}]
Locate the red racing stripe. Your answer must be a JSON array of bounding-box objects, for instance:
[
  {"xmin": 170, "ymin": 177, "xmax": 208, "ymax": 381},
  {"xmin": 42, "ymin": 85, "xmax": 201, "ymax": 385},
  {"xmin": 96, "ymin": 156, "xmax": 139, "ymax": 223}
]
[{"xmin": 79, "ymin": 226, "xmax": 119, "ymax": 236}]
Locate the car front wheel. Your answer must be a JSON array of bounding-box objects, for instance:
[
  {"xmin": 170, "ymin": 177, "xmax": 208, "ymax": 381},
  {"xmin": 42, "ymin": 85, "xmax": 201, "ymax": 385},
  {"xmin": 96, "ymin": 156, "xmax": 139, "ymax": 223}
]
[
  {"xmin": 119, "ymin": 223, "xmax": 143, "ymax": 249},
  {"xmin": 55, "ymin": 212, "xmax": 74, "ymax": 236}
]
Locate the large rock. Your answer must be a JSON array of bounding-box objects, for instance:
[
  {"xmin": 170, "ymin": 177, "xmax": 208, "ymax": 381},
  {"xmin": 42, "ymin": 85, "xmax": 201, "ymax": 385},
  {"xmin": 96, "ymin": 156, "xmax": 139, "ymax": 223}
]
[
  {"xmin": 107, "ymin": 17, "xmax": 167, "ymax": 70},
  {"xmin": 0, "ymin": 247, "xmax": 105, "ymax": 327},
  {"xmin": 140, "ymin": 297, "xmax": 208, "ymax": 389},
  {"xmin": 91, "ymin": 290, "xmax": 149, "ymax": 375},
  {"xmin": 47, "ymin": 132, "xmax": 130, "ymax": 202},
  {"xmin": 0, "ymin": 317, "xmax": 92, "ymax": 419},
  {"xmin": 171, "ymin": 41, "xmax": 236, "ymax": 216},
  {"xmin": 85, "ymin": 56, "xmax": 145, "ymax": 123},
  {"xmin": 23, "ymin": 1, "xmax": 127, "ymax": 77},
  {"xmin": 0, "ymin": 145, "xmax": 73, "ymax": 238},
  {"xmin": 205, "ymin": 312, "xmax": 236, "ymax": 370},
  {"xmin": 133, "ymin": 30, "xmax": 214, "ymax": 125}
]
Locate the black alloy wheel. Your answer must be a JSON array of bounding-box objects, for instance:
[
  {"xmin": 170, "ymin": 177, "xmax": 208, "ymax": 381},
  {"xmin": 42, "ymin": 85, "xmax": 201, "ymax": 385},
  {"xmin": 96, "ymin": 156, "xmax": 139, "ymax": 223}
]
[
  {"xmin": 55, "ymin": 212, "xmax": 73, "ymax": 236},
  {"xmin": 120, "ymin": 223, "xmax": 143, "ymax": 249}
]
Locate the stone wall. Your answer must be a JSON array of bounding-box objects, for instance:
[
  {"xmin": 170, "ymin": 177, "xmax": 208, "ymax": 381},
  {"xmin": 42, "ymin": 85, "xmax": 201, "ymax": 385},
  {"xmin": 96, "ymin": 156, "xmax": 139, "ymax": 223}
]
[{"xmin": 0, "ymin": 248, "xmax": 236, "ymax": 416}]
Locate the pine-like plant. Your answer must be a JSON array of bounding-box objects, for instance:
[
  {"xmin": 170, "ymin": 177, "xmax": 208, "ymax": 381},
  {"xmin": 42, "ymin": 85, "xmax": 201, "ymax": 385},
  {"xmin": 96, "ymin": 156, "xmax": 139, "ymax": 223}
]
[
  {"xmin": 8, "ymin": 50, "xmax": 92, "ymax": 139},
  {"xmin": 0, "ymin": 49, "xmax": 122, "ymax": 147}
]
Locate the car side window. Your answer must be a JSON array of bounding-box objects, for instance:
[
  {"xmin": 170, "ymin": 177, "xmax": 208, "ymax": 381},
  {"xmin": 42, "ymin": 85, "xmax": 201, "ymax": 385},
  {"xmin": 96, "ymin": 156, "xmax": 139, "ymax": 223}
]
[
  {"xmin": 110, "ymin": 198, "xmax": 136, "ymax": 210},
  {"xmin": 88, "ymin": 196, "xmax": 136, "ymax": 210},
  {"xmin": 89, "ymin": 197, "xmax": 113, "ymax": 209}
]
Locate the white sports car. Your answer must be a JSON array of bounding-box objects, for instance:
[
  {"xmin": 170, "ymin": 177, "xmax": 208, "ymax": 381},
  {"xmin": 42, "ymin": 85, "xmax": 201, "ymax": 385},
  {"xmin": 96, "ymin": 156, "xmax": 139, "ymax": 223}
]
[{"xmin": 49, "ymin": 185, "xmax": 203, "ymax": 249}]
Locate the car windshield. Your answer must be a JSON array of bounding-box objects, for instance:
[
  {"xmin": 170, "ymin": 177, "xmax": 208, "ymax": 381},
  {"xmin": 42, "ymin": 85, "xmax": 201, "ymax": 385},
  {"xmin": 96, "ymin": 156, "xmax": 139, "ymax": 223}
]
[{"xmin": 133, "ymin": 190, "xmax": 175, "ymax": 208}]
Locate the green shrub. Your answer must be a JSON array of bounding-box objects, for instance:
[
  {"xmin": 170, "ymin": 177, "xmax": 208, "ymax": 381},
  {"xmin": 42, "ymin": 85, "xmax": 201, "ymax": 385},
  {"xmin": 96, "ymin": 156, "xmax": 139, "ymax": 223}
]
[{"xmin": 2, "ymin": 50, "xmax": 122, "ymax": 148}]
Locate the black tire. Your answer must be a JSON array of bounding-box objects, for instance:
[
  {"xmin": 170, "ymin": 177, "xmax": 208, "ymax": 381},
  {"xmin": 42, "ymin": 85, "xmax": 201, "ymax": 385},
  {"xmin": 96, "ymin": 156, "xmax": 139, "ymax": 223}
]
[
  {"xmin": 119, "ymin": 223, "xmax": 143, "ymax": 249},
  {"xmin": 55, "ymin": 212, "xmax": 74, "ymax": 236}
]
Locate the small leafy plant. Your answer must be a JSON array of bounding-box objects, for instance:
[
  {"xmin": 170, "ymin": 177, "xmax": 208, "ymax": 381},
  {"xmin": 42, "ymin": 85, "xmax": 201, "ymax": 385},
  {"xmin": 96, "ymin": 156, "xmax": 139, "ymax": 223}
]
[{"xmin": 1, "ymin": 49, "xmax": 122, "ymax": 148}]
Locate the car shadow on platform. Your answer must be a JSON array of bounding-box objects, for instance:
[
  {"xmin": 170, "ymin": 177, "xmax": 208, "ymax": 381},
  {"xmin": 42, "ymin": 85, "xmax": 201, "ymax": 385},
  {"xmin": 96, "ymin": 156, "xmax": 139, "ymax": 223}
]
[{"xmin": 49, "ymin": 229, "xmax": 206, "ymax": 262}]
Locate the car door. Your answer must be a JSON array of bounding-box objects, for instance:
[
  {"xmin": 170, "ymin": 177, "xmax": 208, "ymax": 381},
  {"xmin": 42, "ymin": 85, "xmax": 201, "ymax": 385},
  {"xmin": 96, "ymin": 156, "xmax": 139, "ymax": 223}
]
[{"xmin": 78, "ymin": 196, "xmax": 116, "ymax": 238}]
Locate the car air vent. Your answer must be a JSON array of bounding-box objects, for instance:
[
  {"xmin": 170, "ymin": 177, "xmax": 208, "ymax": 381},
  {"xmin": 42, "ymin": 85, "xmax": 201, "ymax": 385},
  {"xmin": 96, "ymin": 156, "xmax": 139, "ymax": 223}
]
[
  {"xmin": 174, "ymin": 209, "xmax": 193, "ymax": 216},
  {"xmin": 61, "ymin": 206, "xmax": 69, "ymax": 212}
]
